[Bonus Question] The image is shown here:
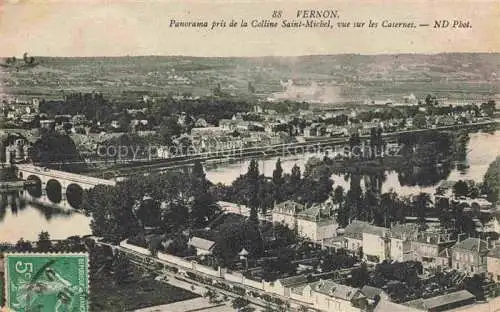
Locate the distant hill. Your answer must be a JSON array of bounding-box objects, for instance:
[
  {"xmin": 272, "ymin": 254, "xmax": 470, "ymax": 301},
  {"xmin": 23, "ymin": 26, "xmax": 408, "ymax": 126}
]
[{"xmin": 2, "ymin": 53, "xmax": 499, "ymax": 104}]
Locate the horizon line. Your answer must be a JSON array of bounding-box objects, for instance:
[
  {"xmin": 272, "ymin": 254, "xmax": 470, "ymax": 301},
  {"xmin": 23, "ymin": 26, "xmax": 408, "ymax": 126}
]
[{"xmin": 1, "ymin": 51, "xmax": 500, "ymax": 58}]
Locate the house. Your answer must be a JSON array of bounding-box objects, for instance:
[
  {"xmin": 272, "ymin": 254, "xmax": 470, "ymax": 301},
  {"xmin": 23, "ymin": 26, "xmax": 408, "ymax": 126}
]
[
  {"xmin": 451, "ymin": 238, "xmax": 489, "ymax": 274},
  {"xmin": 403, "ymin": 290, "xmax": 476, "ymax": 312},
  {"xmin": 486, "ymin": 244, "xmax": 500, "ymax": 282},
  {"xmin": 272, "ymin": 200, "xmax": 305, "ymax": 228},
  {"xmin": 409, "ymin": 231, "xmax": 456, "ymax": 268},
  {"xmin": 343, "ymin": 221, "xmax": 369, "ymax": 253},
  {"xmin": 219, "ymin": 119, "xmax": 236, "ymax": 131},
  {"xmin": 304, "ymin": 279, "xmax": 367, "ymax": 312},
  {"xmin": 343, "ymin": 220, "xmax": 391, "ymax": 262},
  {"xmin": 188, "ymin": 237, "xmax": 216, "ymax": 256},
  {"xmin": 272, "ymin": 201, "xmax": 337, "ymax": 242},
  {"xmin": 296, "ymin": 204, "xmax": 338, "ymax": 242},
  {"xmin": 390, "ymin": 223, "xmax": 420, "ymax": 262},
  {"xmin": 273, "ymin": 274, "xmax": 309, "ymax": 297}
]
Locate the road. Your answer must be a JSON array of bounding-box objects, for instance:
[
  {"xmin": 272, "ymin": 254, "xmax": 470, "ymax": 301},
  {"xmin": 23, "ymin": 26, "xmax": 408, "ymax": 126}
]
[{"xmin": 111, "ymin": 242, "xmax": 318, "ymax": 312}]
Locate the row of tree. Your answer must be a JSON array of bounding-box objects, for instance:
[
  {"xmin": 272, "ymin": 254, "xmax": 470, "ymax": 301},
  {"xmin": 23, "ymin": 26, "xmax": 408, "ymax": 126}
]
[{"xmin": 81, "ymin": 160, "xmax": 218, "ymax": 243}]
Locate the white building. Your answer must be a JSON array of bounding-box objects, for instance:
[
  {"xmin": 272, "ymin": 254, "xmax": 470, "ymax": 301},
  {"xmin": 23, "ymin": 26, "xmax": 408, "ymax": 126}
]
[{"xmin": 272, "ymin": 201, "xmax": 338, "ymax": 242}]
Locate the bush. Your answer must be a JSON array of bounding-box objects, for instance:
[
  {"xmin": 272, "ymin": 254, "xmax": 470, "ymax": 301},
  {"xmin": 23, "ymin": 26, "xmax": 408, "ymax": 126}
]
[{"xmin": 232, "ymin": 297, "xmax": 250, "ymax": 309}]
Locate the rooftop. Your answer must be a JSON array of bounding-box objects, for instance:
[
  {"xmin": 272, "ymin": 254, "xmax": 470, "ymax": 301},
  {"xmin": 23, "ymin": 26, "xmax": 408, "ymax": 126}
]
[
  {"xmin": 391, "ymin": 223, "xmax": 420, "ymax": 240},
  {"xmin": 404, "ymin": 290, "xmax": 475, "ymax": 311},
  {"xmin": 277, "ymin": 274, "xmax": 309, "ymax": 287},
  {"xmin": 188, "ymin": 236, "xmax": 216, "ymax": 251},
  {"xmin": 310, "ymin": 279, "xmax": 363, "ymax": 301},
  {"xmin": 296, "ymin": 204, "xmax": 334, "ymax": 223},
  {"xmin": 374, "ymin": 299, "xmax": 423, "ymax": 312},
  {"xmin": 344, "ymin": 220, "xmax": 389, "ymax": 240},
  {"xmin": 273, "ymin": 200, "xmax": 305, "ymax": 215},
  {"xmin": 452, "ymin": 238, "xmax": 489, "ymax": 255}
]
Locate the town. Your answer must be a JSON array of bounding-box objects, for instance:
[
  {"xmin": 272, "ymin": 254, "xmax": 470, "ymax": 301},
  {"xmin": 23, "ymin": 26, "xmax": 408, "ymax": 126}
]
[
  {"xmin": 0, "ymin": 52, "xmax": 499, "ymax": 312},
  {"xmin": 1, "ymin": 79, "xmax": 499, "ymax": 312}
]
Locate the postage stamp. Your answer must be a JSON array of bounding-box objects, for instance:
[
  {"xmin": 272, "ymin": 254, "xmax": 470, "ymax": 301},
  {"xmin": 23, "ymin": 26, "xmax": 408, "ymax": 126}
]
[{"xmin": 4, "ymin": 253, "xmax": 89, "ymax": 312}]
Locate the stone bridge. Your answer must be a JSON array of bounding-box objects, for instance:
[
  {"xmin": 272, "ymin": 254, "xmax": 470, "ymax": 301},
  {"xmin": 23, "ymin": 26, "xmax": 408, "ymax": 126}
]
[{"xmin": 15, "ymin": 164, "xmax": 116, "ymax": 209}]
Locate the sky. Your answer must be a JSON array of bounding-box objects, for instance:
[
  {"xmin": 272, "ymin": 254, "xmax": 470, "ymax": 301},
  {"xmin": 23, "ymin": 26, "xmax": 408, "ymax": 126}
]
[{"xmin": 0, "ymin": 0, "xmax": 499, "ymax": 57}]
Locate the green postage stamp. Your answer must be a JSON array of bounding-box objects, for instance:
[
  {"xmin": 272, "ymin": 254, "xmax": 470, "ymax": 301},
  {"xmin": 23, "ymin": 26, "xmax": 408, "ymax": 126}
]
[{"xmin": 4, "ymin": 253, "xmax": 89, "ymax": 312}]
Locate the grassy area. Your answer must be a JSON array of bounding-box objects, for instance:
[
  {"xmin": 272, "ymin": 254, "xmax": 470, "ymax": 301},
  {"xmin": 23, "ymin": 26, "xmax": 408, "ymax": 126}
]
[
  {"xmin": 90, "ymin": 245, "xmax": 199, "ymax": 312},
  {"xmin": 90, "ymin": 269, "xmax": 199, "ymax": 312}
]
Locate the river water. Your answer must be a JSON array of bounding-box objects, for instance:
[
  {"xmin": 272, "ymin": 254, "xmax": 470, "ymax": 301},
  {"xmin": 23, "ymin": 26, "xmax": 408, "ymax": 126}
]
[{"xmin": 1, "ymin": 130, "xmax": 499, "ymax": 243}]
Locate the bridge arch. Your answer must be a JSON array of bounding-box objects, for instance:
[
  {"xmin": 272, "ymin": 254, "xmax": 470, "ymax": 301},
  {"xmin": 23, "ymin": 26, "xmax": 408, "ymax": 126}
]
[
  {"xmin": 66, "ymin": 183, "xmax": 83, "ymax": 209},
  {"xmin": 26, "ymin": 175, "xmax": 42, "ymax": 198},
  {"xmin": 46, "ymin": 179, "xmax": 62, "ymax": 204}
]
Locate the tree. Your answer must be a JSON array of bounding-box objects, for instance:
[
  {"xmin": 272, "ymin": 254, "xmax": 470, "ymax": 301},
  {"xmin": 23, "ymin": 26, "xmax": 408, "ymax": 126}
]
[
  {"xmin": 37, "ymin": 231, "xmax": 52, "ymax": 252},
  {"xmin": 480, "ymin": 100, "xmax": 495, "ymax": 117},
  {"xmin": 247, "ymin": 159, "xmax": 260, "ymax": 225},
  {"xmin": 413, "ymin": 113, "xmax": 427, "ymax": 129},
  {"xmin": 272, "ymin": 158, "xmax": 284, "ymax": 204},
  {"xmin": 232, "ymin": 297, "xmax": 250, "ymax": 309},
  {"xmin": 30, "ymin": 133, "xmax": 83, "ymax": 171},
  {"xmin": 190, "ymin": 160, "xmax": 216, "ymax": 227},
  {"xmin": 15, "ymin": 238, "xmax": 33, "ymax": 252},
  {"xmin": 333, "ymin": 186, "xmax": 349, "ymax": 227},
  {"xmin": 413, "ymin": 193, "xmax": 432, "ymax": 229},
  {"xmin": 350, "ymin": 262, "xmax": 369, "ymax": 287},
  {"xmin": 483, "ymin": 156, "xmax": 500, "ymax": 204},
  {"xmin": 453, "ymin": 180, "xmax": 469, "ymax": 198},
  {"xmin": 158, "ymin": 116, "xmax": 181, "ymax": 145},
  {"xmin": 285, "ymin": 164, "xmax": 302, "ymax": 200},
  {"xmin": 112, "ymin": 252, "xmax": 132, "ymax": 285},
  {"xmin": 380, "ymin": 191, "xmax": 399, "ymax": 227},
  {"xmin": 81, "ymin": 184, "xmax": 142, "ymax": 243}
]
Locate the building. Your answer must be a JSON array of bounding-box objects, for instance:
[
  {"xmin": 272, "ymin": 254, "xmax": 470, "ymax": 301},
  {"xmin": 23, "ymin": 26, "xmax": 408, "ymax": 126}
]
[
  {"xmin": 390, "ymin": 223, "xmax": 420, "ymax": 262},
  {"xmin": 486, "ymin": 245, "xmax": 500, "ymax": 282},
  {"xmin": 272, "ymin": 201, "xmax": 337, "ymax": 242},
  {"xmin": 304, "ymin": 279, "xmax": 367, "ymax": 312},
  {"xmin": 273, "ymin": 275, "xmax": 309, "ymax": 297},
  {"xmin": 296, "ymin": 204, "xmax": 338, "ymax": 242},
  {"xmin": 272, "ymin": 200, "xmax": 304, "ymax": 229},
  {"xmin": 451, "ymin": 238, "xmax": 489, "ymax": 274},
  {"xmin": 374, "ymin": 297, "xmax": 422, "ymax": 312},
  {"xmin": 403, "ymin": 290, "xmax": 476, "ymax": 312},
  {"xmin": 343, "ymin": 221, "xmax": 391, "ymax": 262},
  {"xmin": 188, "ymin": 237, "xmax": 216, "ymax": 256},
  {"xmin": 409, "ymin": 231, "xmax": 456, "ymax": 268}
]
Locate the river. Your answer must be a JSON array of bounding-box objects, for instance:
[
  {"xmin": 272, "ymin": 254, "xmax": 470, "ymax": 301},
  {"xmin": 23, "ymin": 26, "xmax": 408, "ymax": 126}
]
[{"xmin": 1, "ymin": 130, "xmax": 499, "ymax": 243}]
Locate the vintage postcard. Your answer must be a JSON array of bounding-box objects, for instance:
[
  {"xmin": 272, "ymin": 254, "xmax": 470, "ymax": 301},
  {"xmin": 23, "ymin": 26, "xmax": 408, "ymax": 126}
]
[{"xmin": 0, "ymin": 0, "xmax": 499, "ymax": 311}]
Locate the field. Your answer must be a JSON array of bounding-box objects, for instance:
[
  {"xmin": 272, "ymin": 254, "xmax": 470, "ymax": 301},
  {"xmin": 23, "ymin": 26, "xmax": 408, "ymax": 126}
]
[{"xmin": 1, "ymin": 53, "xmax": 500, "ymax": 105}]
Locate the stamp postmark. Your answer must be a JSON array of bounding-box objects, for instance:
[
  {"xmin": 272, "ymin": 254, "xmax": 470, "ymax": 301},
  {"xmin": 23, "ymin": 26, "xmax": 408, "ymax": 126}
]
[{"xmin": 4, "ymin": 253, "xmax": 89, "ymax": 312}]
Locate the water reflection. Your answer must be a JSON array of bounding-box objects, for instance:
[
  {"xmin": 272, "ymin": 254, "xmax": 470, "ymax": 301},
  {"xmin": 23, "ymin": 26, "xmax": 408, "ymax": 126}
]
[
  {"xmin": 206, "ymin": 130, "xmax": 500, "ymax": 195},
  {"xmin": 0, "ymin": 189, "xmax": 91, "ymax": 242},
  {"xmin": 0, "ymin": 190, "xmax": 74, "ymax": 222}
]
